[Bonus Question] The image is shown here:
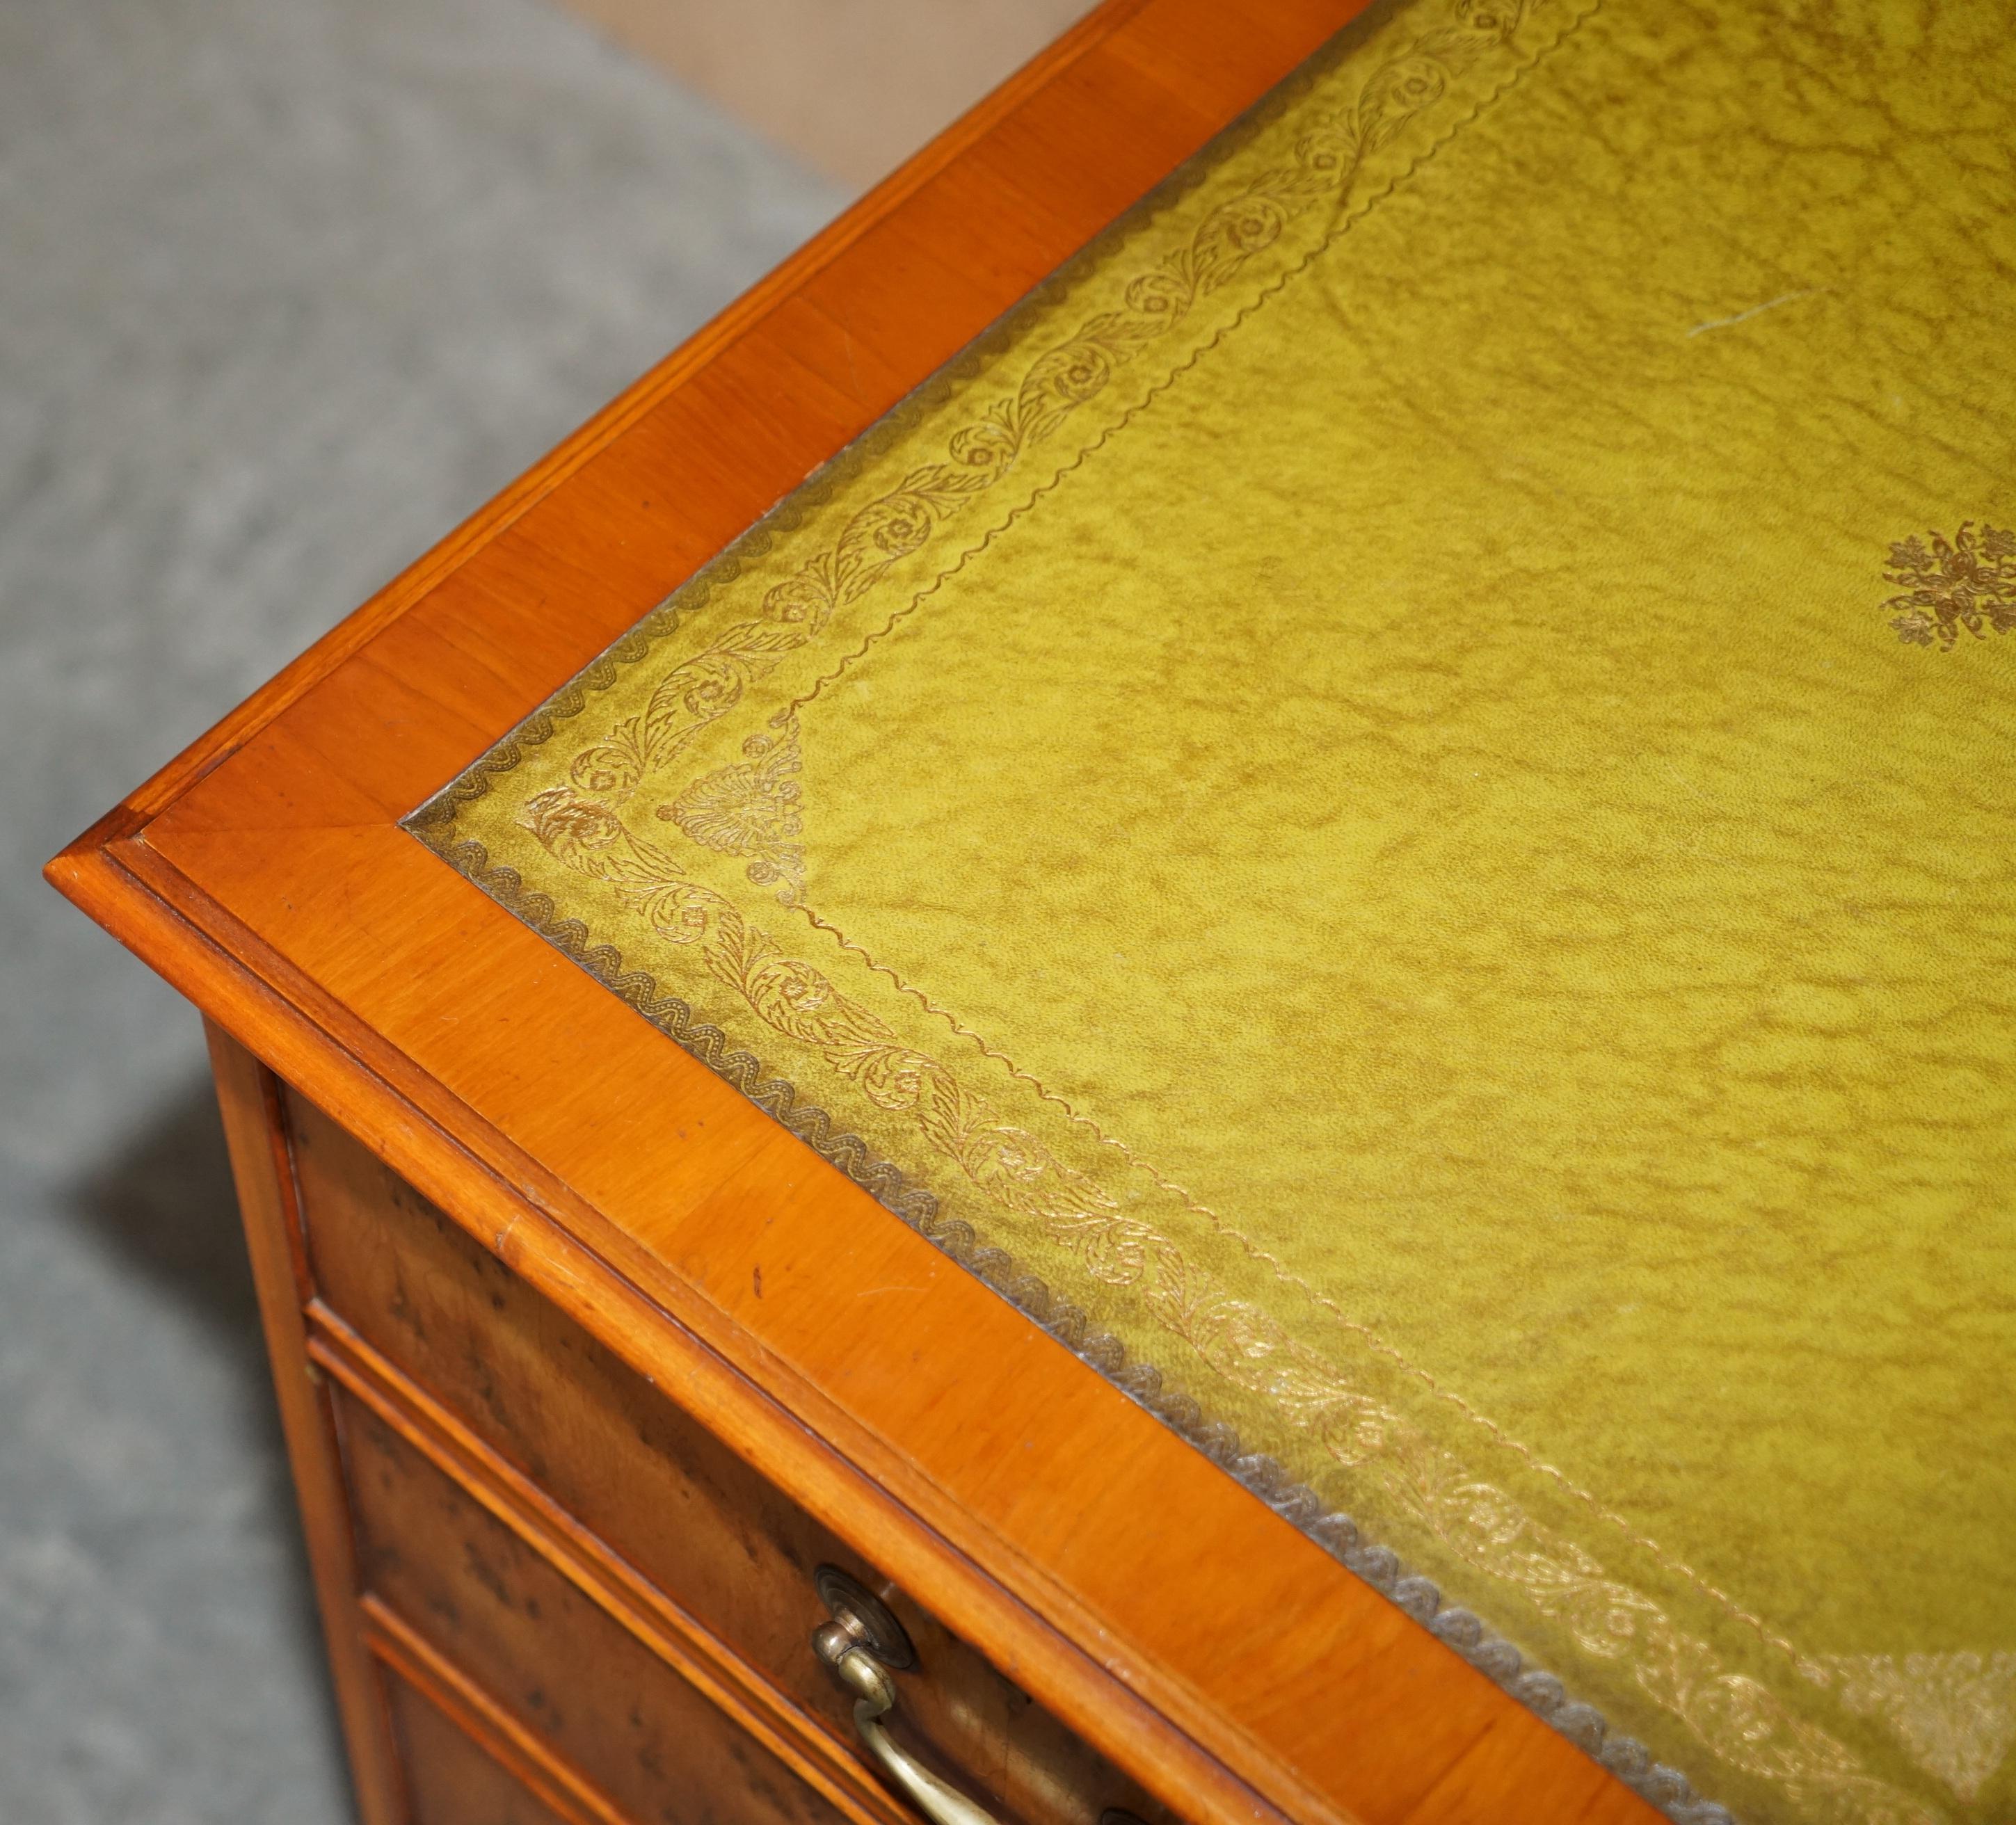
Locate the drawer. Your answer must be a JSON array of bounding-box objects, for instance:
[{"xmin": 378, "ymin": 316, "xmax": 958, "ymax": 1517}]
[
  {"xmin": 338, "ymin": 1385, "xmax": 854, "ymax": 1825},
  {"xmin": 291, "ymin": 1093, "xmax": 1166, "ymax": 1825},
  {"xmin": 382, "ymin": 1670, "xmax": 574, "ymax": 1825}
]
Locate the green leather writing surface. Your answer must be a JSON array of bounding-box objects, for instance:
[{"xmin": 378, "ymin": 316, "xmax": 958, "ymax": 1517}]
[{"xmin": 411, "ymin": 3, "xmax": 2016, "ymax": 1818}]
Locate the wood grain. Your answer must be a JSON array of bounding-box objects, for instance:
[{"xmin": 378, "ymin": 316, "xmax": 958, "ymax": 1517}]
[
  {"xmin": 204, "ymin": 1024, "xmax": 407, "ymax": 1825},
  {"xmin": 380, "ymin": 1669, "xmax": 583, "ymax": 1825},
  {"xmin": 49, "ymin": 5, "xmax": 1667, "ymax": 1823},
  {"xmin": 338, "ymin": 1386, "xmax": 861, "ymax": 1825},
  {"xmin": 293, "ymin": 1088, "xmax": 1169, "ymax": 1825}
]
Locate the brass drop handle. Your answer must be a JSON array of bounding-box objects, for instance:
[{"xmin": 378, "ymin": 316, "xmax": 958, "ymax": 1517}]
[{"xmin": 812, "ymin": 1568, "xmax": 1000, "ymax": 1825}]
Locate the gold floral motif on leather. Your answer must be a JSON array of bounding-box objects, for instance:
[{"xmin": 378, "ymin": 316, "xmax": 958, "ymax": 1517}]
[{"xmin": 1885, "ymin": 524, "xmax": 2016, "ymax": 650}]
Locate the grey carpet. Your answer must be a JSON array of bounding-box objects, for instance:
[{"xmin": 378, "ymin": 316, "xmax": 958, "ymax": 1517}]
[{"xmin": 0, "ymin": 0, "xmax": 838, "ymax": 1816}]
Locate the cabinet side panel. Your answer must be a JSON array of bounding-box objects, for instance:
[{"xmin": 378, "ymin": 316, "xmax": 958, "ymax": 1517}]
[{"xmin": 203, "ymin": 1020, "xmax": 408, "ymax": 1825}]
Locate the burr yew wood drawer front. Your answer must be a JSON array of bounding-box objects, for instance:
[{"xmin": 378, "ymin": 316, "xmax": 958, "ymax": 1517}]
[
  {"xmin": 289, "ymin": 1089, "xmax": 1166, "ymax": 1825},
  {"xmin": 337, "ymin": 1385, "xmax": 854, "ymax": 1825},
  {"xmin": 377, "ymin": 1671, "xmax": 577, "ymax": 1825}
]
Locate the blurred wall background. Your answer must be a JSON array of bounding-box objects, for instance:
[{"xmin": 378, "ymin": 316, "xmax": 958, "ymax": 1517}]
[
  {"xmin": 549, "ymin": 0, "xmax": 1097, "ymax": 186},
  {"xmin": 0, "ymin": 0, "xmax": 1086, "ymax": 1819}
]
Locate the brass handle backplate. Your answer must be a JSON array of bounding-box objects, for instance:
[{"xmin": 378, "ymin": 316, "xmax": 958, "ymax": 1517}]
[{"xmin": 811, "ymin": 1566, "xmax": 1000, "ymax": 1825}]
